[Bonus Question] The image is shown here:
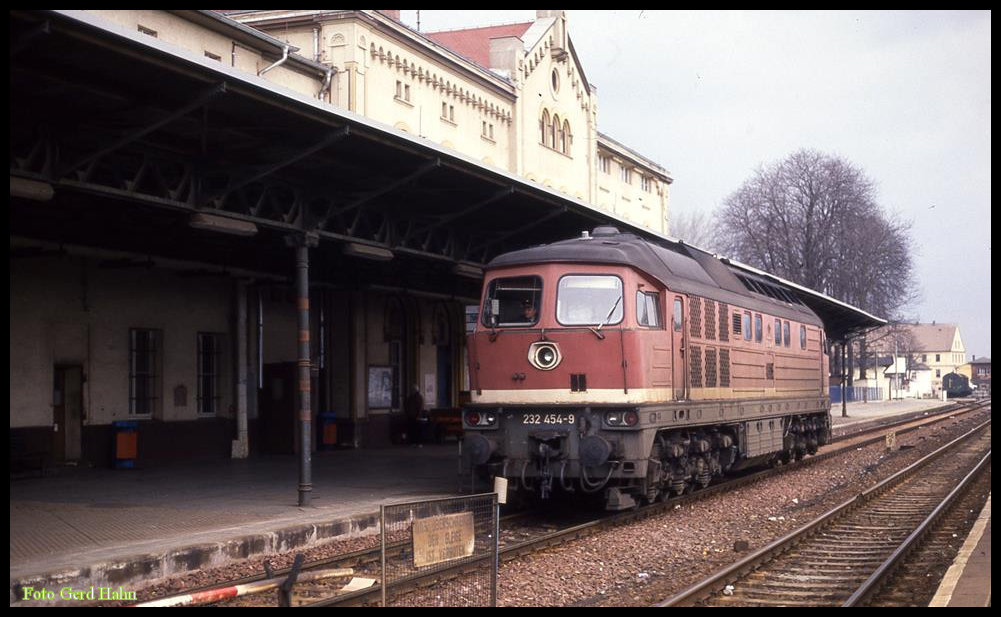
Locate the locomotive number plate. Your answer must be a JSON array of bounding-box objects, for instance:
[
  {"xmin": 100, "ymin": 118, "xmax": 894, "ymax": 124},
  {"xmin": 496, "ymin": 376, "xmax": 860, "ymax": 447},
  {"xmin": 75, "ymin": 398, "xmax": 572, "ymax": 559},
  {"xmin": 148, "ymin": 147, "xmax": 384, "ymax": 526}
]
[{"xmin": 522, "ymin": 413, "xmax": 576, "ymax": 425}]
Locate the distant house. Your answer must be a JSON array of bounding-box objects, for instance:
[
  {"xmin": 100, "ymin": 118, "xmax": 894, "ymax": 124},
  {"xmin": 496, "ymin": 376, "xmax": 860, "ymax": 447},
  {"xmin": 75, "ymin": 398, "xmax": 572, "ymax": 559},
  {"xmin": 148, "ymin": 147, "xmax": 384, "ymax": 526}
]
[
  {"xmin": 969, "ymin": 357, "xmax": 991, "ymax": 394},
  {"xmin": 866, "ymin": 323, "xmax": 966, "ymax": 399}
]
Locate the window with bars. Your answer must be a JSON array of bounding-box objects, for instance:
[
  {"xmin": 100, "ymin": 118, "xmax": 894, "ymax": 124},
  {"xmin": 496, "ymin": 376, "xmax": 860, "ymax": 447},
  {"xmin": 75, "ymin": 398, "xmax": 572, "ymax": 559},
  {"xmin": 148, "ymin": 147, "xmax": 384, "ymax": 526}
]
[
  {"xmin": 197, "ymin": 333, "xmax": 223, "ymax": 415},
  {"xmin": 129, "ymin": 328, "xmax": 161, "ymax": 416}
]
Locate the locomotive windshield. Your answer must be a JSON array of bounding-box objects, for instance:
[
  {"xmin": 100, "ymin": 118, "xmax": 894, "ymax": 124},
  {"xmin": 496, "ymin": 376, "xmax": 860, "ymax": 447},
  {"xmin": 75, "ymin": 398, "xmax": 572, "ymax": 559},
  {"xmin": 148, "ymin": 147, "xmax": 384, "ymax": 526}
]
[
  {"xmin": 556, "ymin": 275, "xmax": 624, "ymax": 326},
  {"xmin": 481, "ymin": 276, "xmax": 543, "ymax": 327}
]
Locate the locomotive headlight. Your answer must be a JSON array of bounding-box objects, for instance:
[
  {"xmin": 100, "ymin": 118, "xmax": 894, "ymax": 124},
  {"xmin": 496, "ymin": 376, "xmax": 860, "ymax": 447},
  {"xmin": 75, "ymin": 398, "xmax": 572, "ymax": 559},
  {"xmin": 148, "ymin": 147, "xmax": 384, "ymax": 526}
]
[
  {"xmin": 605, "ymin": 410, "xmax": 639, "ymax": 427},
  {"xmin": 528, "ymin": 341, "xmax": 562, "ymax": 371},
  {"xmin": 464, "ymin": 410, "xmax": 498, "ymax": 428}
]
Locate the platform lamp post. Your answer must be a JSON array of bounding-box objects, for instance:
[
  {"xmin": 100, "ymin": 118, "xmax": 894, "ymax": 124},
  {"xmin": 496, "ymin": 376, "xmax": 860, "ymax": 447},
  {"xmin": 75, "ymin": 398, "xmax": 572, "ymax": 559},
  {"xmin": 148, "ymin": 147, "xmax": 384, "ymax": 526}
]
[{"xmin": 841, "ymin": 339, "xmax": 849, "ymax": 418}]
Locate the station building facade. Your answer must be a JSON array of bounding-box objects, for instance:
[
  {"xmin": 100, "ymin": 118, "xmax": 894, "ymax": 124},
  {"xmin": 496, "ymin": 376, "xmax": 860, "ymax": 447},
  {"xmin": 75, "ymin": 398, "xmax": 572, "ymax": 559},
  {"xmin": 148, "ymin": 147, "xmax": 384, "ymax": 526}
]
[{"xmin": 10, "ymin": 10, "xmax": 672, "ymax": 466}]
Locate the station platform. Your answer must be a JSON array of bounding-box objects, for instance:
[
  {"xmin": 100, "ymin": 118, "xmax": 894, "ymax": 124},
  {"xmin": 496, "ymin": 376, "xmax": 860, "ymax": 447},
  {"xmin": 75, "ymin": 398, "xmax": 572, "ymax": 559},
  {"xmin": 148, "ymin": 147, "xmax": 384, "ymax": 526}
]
[
  {"xmin": 8, "ymin": 398, "xmax": 985, "ymax": 605},
  {"xmin": 829, "ymin": 397, "xmax": 953, "ymax": 430},
  {"xmin": 10, "ymin": 444, "xmax": 465, "ymax": 604}
]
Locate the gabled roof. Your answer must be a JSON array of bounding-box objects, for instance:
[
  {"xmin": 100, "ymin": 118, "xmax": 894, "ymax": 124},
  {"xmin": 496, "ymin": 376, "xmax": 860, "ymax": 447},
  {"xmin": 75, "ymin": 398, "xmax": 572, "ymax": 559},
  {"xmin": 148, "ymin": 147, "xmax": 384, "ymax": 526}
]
[
  {"xmin": 900, "ymin": 323, "xmax": 961, "ymax": 352},
  {"xmin": 425, "ymin": 22, "xmax": 534, "ymax": 68}
]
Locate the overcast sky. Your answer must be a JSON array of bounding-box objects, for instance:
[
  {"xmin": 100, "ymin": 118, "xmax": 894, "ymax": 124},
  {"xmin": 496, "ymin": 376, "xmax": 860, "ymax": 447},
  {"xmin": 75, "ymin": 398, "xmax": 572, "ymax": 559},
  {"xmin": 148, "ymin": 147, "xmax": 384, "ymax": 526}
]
[{"xmin": 401, "ymin": 11, "xmax": 991, "ymax": 359}]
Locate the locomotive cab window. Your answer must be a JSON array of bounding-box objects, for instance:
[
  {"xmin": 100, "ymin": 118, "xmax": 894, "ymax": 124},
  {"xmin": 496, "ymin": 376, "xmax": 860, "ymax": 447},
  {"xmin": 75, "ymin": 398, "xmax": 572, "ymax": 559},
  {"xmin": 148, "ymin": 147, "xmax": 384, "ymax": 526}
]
[
  {"xmin": 557, "ymin": 275, "xmax": 623, "ymax": 326},
  {"xmin": 743, "ymin": 312, "xmax": 752, "ymax": 341},
  {"xmin": 673, "ymin": 299, "xmax": 683, "ymax": 332},
  {"xmin": 481, "ymin": 276, "xmax": 543, "ymax": 327},
  {"xmin": 800, "ymin": 325, "xmax": 807, "ymax": 349},
  {"xmin": 637, "ymin": 291, "xmax": 661, "ymax": 327}
]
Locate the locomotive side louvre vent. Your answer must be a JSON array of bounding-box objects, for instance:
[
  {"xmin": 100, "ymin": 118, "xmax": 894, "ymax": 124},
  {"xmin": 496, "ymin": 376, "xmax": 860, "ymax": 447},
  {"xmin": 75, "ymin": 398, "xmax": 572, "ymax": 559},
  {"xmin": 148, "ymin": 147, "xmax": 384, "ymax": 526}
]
[
  {"xmin": 732, "ymin": 311, "xmax": 742, "ymax": 336},
  {"xmin": 704, "ymin": 300, "xmax": 717, "ymax": 341},
  {"xmin": 718, "ymin": 303, "xmax": 729, "ymax": 343},
  {"xmin": 720, "ymin": 348, "xmax": 731, "ymax": 387},
  {"xmin": 570, "ymin": 373, "xmax": 588, "ymax": 392},
  {"xmin": 705, "ymin": 347, "xmax": 718, "ymax": 388},
  {"xmin": 766, "ymin": 363, "xmax": 775, "ymax": 380},
  {"xmin": 689, "ymin": 296, "xmax": 702, "ymax": 339},
  {"xmin": 690, "ymin": 345, "xmax": 703, "ymax": 388}
]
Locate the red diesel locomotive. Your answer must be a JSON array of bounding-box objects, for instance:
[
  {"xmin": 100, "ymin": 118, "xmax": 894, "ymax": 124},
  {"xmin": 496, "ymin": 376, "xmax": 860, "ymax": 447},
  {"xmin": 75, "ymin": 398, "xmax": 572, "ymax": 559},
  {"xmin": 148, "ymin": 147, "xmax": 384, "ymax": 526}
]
[{"xmin": 463, "ymin": 227, "xmax": 831, "ymax": 510}]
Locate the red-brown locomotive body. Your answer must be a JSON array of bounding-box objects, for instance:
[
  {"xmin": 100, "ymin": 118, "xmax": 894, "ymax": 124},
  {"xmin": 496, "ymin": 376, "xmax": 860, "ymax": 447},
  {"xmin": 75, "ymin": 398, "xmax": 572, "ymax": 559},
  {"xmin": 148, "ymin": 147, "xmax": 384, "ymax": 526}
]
[{"xmin": 463, "ymin": 227, "xmax": 831, "ymax": 509}]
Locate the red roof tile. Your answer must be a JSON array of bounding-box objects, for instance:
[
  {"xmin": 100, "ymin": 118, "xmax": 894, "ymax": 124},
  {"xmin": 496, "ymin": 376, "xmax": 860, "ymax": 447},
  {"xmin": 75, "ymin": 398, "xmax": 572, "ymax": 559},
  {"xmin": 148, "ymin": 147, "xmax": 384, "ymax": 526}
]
[{"xmin": 425, "ymin": 22, "xmax": 533, "ymax": 68}]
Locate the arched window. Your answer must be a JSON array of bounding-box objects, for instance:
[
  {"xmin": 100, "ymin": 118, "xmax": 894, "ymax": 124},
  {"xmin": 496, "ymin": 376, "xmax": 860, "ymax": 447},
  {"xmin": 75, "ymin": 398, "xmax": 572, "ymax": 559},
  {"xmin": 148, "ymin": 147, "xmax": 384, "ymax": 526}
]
[
  {"xmin": 540, "ymin": 109, "xmax": 550, "ymax": 145},
  {"xmin": 551, "ymin": 114, "xmax": 560, "ymax": 149},
  {"xmin": 562, "ymin": 119, "xmax": 572, "ymax": 155}
]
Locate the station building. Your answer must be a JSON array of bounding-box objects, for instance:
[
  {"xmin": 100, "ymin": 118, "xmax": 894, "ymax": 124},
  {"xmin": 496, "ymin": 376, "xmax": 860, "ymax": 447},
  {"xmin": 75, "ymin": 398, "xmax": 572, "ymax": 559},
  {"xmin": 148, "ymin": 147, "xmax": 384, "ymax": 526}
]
[{"xmin": 10, "ymin": 10, "xmax": 673, "ymax": 469}]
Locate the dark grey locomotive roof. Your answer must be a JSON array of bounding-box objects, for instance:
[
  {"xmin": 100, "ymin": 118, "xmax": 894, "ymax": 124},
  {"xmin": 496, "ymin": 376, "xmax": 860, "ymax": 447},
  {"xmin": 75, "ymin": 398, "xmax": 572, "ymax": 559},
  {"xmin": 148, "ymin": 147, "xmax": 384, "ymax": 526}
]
[{"xmin": 487, "ymin": 227, "xmax": 885, "ymax": 336}]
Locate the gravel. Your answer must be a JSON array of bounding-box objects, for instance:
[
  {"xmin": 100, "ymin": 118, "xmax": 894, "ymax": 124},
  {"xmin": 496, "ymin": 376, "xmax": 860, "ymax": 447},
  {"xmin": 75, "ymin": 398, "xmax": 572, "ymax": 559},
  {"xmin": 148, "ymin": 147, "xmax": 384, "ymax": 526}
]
[
  {"xmin": 109, "ymin": 410, "xmax": 988, "ymax": 607},
  {"xmin": 498, "ymin": 412, "xmax": 989, "ymax": 607}
]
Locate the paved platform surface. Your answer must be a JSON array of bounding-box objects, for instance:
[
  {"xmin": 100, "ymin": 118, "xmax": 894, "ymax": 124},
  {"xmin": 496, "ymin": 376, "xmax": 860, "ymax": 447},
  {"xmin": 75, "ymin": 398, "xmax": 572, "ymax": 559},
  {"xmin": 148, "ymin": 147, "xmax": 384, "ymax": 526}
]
[
  {"xmin": 10, "ymin": 444, "xmax": 464, "ymax": 603},
  {"xmin": 9, "ymin": 398, "xmax": 985, "ymax": 605},
  {"xmin": 930, "ymin": 494, "xmax": 992, "ymax": 607}
]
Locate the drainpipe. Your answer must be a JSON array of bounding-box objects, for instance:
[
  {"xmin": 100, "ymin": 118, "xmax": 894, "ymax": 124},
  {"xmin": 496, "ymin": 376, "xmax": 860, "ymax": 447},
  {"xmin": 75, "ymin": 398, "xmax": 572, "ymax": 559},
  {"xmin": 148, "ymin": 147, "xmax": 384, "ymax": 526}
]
[
  {"xmin": 259, "ymin": 44, "xmax": 290, "ymax": 76},
  {"xmin": 317, "ymin": 67, "xmax": 335, "ymax": 102}
]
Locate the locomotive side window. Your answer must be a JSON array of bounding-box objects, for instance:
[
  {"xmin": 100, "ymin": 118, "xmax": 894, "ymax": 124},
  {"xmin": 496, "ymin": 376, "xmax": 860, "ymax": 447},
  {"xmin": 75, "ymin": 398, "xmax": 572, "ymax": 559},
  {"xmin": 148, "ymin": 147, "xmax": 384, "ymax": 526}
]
[
  {"xmin": 783, "ymin": 321, "xmax": 791, "ymax": 347},
  {"xmin": 774, "ymin": 318, "xmax": 782, "ymax": 345},
  {"xmin": 754, "ymin": 314, "xmax": 763, "ymax": 343},
  {"xmin": 800, "ymin": 325, "xmax": 807, "ymax": 349},
  {"xmin": 481, "ymin": 276, "xmax": 543, "ymax": 327},
  {"xmin": 636, "ymin": 291, "xmax": 661, "ymax": 327},
  {"xmin": 743, "ymin": 312, "xmax": 752, "ymax": 341},
  {"xmin": 673, "ymin": 299, "xmax": 683, "ymax": 332},
  {"xmin": 557, "ymin": 275, "xmax": 623, "ymax": 326}
]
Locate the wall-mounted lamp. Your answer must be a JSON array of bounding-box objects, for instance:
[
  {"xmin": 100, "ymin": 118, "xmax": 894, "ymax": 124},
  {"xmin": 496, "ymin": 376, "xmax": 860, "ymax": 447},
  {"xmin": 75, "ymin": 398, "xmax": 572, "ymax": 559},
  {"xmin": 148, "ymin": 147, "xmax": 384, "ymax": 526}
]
[
  {"xmin": 10, "ymin": 176, "xmax": 54, "ymax": 201},
  {"xmin": 189, "ymin": 213, "xmax": 258, "ymax": 237},
  {"xmin": 343, "ymin": 242, "xmax": 394, "ymax": 262},
  {"xmin": 452, "ymin": 263, "xmax": 484, "ymax": 279}
]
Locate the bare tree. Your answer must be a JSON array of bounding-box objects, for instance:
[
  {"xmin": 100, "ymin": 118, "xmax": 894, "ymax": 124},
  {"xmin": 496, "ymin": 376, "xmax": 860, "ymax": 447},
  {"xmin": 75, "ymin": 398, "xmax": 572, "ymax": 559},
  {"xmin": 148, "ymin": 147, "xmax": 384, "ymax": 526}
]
[
  {"xmin": 669, "ymin": 209, "xmax": 719, "ymax": 251},
  {"xmin": 717, "ymin": 149, "xmax": 918, "ymax": 321}
]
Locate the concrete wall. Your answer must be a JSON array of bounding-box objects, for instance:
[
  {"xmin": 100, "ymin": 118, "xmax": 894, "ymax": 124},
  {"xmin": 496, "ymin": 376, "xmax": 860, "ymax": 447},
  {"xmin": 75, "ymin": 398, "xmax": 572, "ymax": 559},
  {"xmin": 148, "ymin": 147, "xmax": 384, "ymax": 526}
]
[{"xmin": 11, "ymin": 255, "xmax": 236, "ymax": 428}]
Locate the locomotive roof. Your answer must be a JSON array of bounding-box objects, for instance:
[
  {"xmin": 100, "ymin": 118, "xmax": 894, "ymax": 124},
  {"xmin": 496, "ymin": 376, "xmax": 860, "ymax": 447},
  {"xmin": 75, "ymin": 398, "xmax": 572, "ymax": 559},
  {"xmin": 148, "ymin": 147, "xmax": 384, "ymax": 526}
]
[{"xmin": 487, "ymin": 227, "xmax": 886, "ymax": 337}]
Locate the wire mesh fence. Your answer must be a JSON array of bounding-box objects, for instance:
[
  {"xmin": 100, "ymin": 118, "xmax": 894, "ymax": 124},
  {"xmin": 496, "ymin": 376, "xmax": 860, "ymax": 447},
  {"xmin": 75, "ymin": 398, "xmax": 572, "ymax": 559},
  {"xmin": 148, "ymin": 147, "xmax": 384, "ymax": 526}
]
[{"xmin": 381, "ymin": 493, "xmax": 498, "ymax": 607}]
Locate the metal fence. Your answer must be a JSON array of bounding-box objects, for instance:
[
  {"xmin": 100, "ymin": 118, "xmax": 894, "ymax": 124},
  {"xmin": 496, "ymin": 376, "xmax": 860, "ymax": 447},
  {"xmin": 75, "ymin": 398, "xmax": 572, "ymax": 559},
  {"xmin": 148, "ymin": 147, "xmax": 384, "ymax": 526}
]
[
  {"xmin": 830, "ymin": 385, "xmax": 884, "ymax": 403},
  {"xmin": 380, "ymin": 493, "xmax": 498, "ymax": 607}
]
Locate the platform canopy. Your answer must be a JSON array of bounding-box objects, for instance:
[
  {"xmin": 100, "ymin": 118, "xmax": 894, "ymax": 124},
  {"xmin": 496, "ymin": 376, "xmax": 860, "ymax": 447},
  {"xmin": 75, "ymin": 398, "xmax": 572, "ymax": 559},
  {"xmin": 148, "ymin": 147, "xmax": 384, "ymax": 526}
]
[
  {"xmin": 721, "ymin": 258, "xmax": 887, "ymax": 340},
  {"xmin": 10, "ymin": 10, "xmax": 884, "ymax": 337},
  {"xmin": 10, "ymin": 10, "xmax": 660, "ymax": 301}
]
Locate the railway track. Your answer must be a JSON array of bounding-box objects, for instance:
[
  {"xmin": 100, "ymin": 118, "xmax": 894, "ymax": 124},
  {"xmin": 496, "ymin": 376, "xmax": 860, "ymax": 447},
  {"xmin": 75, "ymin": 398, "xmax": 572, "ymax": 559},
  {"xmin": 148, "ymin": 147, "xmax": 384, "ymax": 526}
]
[
  {"xmin": 657, "ymin": 418, "xmax": 991, "ymax": 607},
  {"xmin": 130, "ymin": 400, "xmax": 989, "ymax": 607}
]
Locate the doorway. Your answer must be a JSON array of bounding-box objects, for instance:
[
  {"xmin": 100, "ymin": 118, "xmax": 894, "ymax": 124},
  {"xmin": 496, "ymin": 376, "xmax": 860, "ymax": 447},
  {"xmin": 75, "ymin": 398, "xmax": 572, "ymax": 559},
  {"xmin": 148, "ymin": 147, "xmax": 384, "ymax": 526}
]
[{"xmin": 52, "ymin": 365, "xmax": 83, "ymax": 462}]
